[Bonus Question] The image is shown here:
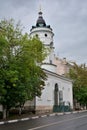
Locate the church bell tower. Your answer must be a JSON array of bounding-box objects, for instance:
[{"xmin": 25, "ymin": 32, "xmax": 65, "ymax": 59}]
[{"xmin": 30, "ymin": 9, "xmax": 57, "ymax": 73}]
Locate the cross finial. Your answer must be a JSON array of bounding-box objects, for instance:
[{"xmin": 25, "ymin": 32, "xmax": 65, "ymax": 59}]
[
  {"xmin": 38, "ymin": 4, "xmax": 42, "ymax": 16},
  {"xmin": 39, "ymin": 4, "xmax": 42, "ymax": 12}
]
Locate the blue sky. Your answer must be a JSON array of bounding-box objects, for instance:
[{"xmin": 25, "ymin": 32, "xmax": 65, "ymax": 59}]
[{"xmin": 0, "ymin": 0, "xmax": 87, "ymax": 64}]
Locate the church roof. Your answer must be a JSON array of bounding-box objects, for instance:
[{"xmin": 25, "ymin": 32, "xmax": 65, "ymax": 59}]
[
  {"xmin": 30, "ymin": 10, "xmax": 52, "ymax": 31},
  {"xmin": 36, "ymin": 11, "xmax": 46, "ymax": 27}
]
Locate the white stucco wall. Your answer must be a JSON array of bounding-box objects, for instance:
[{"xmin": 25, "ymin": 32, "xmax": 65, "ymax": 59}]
[
  {"xmin": 36, "ymin": 71, "xmax": 73, "ymax": 110},
  {"xmin": 41, "ymin": 64, "xmax": 57, "ymax": 73},
  {"xmin": 30, "ymin": 27, "xmax": 54, "ymax": 45},
  {"xmin": 30, "ymin": 27, "xmax": 55, "ymax": 66}
]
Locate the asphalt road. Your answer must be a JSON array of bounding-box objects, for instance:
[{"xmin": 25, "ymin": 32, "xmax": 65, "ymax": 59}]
[{"xmin": 0, "ymin": 111, "xmax": 87, "ymax": 130}]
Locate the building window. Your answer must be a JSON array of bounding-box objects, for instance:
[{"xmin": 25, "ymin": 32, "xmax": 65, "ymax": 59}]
[
  {"xmin": 50, "ymin": 60, "xmax": 52, "ymax": 64},
  {"xmin": 36, "ymin": 34, "xmax": 38, "ymax": 37},
  {"xmin": 45, "ymin": 33, "xmax": 47, "ymax": 37},
  {"xmin": 50, "ymin": 42, "xmax": 53, "ymax": 47},
  {"xmin": 54, "ymin": 83, "xmax": 58, "ymax": 106}
]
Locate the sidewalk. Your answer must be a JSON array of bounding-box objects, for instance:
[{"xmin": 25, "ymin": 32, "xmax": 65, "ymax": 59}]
[{"xmin": 0, "ymin": 110, "xmax": 87, "ymax": 125}]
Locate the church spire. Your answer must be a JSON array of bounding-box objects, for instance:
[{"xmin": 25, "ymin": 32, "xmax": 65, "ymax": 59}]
[
  {"xmin": 39, "ymin": 4, "xmax": 42, "ymax": 12},
  {"xmin": 36, "ymin": 7, "xmax": 46, "ymax": 27},
  {"xmin": 38, "ymin": 4, "xmax": 42, "ymax": 16}
]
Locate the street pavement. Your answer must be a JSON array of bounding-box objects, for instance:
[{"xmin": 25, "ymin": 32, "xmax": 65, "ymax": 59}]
[
  {"xmin": 0, "ymin": 110, "xmax": 87, "ymax": 130},
  {"xmin": 0, "ymin": 111, "xmax": 80, "ymax": 125}
]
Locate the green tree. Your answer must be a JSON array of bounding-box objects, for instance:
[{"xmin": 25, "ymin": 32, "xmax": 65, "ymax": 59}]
[
  {"xmin": 68, "ymin": 62, "xmax": 87, "ymax": 108},
  {"xmin": 0, "ymin": 19, "xmax": 47, "ymax": 119}
]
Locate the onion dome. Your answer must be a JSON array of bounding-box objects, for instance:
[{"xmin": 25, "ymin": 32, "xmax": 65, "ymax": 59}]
[{"xmin": 36, "ymin": 11, "xmax": 46, "ymax": 27}]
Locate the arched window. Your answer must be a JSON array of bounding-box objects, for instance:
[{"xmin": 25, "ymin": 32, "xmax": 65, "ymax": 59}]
[{"xmin": 54, "ymin": 83, "xmax": 58, "ymax": 106}]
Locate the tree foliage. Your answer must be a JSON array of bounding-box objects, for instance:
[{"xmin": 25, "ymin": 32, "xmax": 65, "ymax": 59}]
[
  {"xmin": 0, "ymin": 19, "xmax": 47, "ymax": 118},
  {"xmin": 68, "ymin": 62, "xmax": 87, "ymax": 106}
]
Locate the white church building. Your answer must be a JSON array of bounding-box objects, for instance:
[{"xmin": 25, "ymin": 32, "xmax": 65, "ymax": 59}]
[{"xmin": 29, "ymin": 10, "xmax": 73, "ymax": 112}]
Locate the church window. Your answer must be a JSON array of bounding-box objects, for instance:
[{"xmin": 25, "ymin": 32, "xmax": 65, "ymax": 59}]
[
  {"xmin": 36, "ymin": 34, "xmax": 38, "ymax": 37},
  {"xmin": 54, "ymin": 83, "xmax": 58, "ymax": 105},
  {"xmin": 50, "ymin": 60, "xmax": 52, "ymax": 64},
  {"xmin": 50, "ymin": 42, "xmax": 53, "ymax": 47},
  {"xmin": 45, "ymin": 33, "xmax": 47, "ymax": 37}
]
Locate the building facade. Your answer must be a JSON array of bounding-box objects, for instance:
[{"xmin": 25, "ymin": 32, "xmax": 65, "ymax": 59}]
[
  {"xmin": 29, "ymin": 10, "xmax": 73, "ymax": 112},
  {"xmin": 54, "ymin": 56, "xmax": 73, "ymax": 76}
]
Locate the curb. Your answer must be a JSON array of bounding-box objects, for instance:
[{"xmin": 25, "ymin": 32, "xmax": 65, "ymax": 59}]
[{"xmin": 0, "ymin": 110, "xmax": 87, "ymax": 125}]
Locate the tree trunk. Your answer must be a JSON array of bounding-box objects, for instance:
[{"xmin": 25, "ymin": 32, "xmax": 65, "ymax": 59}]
[
  {"xmin": 6, "ymin": 109, "xmax": 9, "ymax": 118},
  {"xmin": 3, "ymin": 106, "xmax": 7, "ymax": 119},
  {"xmin": 19, "ymin": 107, "xmax": 22, "ymax": 116}
]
